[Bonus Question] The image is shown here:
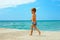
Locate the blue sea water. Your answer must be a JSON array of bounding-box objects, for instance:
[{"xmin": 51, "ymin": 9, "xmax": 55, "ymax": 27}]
[{"xmin": 0, "ymin": 20, "xmax": 60, "ymax": 31}]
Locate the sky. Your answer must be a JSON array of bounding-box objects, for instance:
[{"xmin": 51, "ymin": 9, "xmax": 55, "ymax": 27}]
[{"xmin": 0, "ymin": 0, "xmax": 60, "ymax": 20}]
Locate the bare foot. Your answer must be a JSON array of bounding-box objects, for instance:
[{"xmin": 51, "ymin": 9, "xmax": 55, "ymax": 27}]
[
  {"xmin": 29, "ymin": 34, "xmax": 32, "ymax": 36},
  {"xmin": 39, "ymin": 31, "xmax": 41, "ymax": 35}
]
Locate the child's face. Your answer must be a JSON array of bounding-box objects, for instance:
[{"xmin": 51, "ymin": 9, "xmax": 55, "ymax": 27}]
[{"xmin": 32, "ymin": 11, "xmax": 35, "ymax": 14}]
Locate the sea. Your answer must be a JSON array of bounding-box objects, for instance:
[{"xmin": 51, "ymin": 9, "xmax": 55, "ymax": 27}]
[{"xmin": 0, "ymin": 20, "xmax": 60, "ymax": 31}]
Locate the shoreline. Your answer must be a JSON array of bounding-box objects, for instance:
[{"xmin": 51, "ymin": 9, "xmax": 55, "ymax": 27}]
[
  {"xmin": 0, "ymin": 28, "xmax": 60, "ymax": 31},
  {"xmin": 0, "ymin": 28, "xmax": 60, "ymax": 40}
]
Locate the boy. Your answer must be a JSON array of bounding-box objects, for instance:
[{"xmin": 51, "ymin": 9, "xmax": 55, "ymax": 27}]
[{"xmin": 30, "ymin": 8, "xmax": 41, "ymax": 36}]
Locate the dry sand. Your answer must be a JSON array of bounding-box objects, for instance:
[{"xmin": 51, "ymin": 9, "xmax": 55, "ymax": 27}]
[{"xmin": 0, "ymin": 28, "xmax": 60, "ymax": 40}]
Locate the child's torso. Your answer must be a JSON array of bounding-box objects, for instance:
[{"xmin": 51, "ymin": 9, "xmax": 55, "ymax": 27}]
[{"xmin": 32, "ymin": 14, "xmax": 36, "ymax": 22}]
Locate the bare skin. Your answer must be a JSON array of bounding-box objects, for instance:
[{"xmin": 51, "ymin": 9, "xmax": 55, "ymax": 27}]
[{"xmin": 30, "ymin": 10, "xmax": 41, "ymax": 36}]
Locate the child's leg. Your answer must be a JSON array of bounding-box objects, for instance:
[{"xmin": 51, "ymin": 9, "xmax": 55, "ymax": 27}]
[
  {"xmin": 30, "ymin": 25, "xmax": 33, "ymax": 35},
  {"xmin": 34, "ymin": 25, "xmax": 41, "ymax": 35}
]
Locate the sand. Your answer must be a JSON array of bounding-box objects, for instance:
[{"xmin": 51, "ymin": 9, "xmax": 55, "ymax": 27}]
[{"xmin": 0, "ymin": 28, "xmax": 60, "ymax": 40}]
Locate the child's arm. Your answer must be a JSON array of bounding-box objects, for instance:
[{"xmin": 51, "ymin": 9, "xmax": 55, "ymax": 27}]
[{"xmin": 32, "ymin": 14, "xmax": 36, "ymax": 22}]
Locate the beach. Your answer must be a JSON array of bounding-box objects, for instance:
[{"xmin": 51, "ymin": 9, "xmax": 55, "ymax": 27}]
[{"xmin": 0, "ymin": 28, "xmax": 60, "ymax": 40}]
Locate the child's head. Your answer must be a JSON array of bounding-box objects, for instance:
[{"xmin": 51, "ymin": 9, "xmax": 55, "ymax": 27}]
[{"xmin": 31, "ymin": 8, "xmax": 36, "ymax": 14}]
